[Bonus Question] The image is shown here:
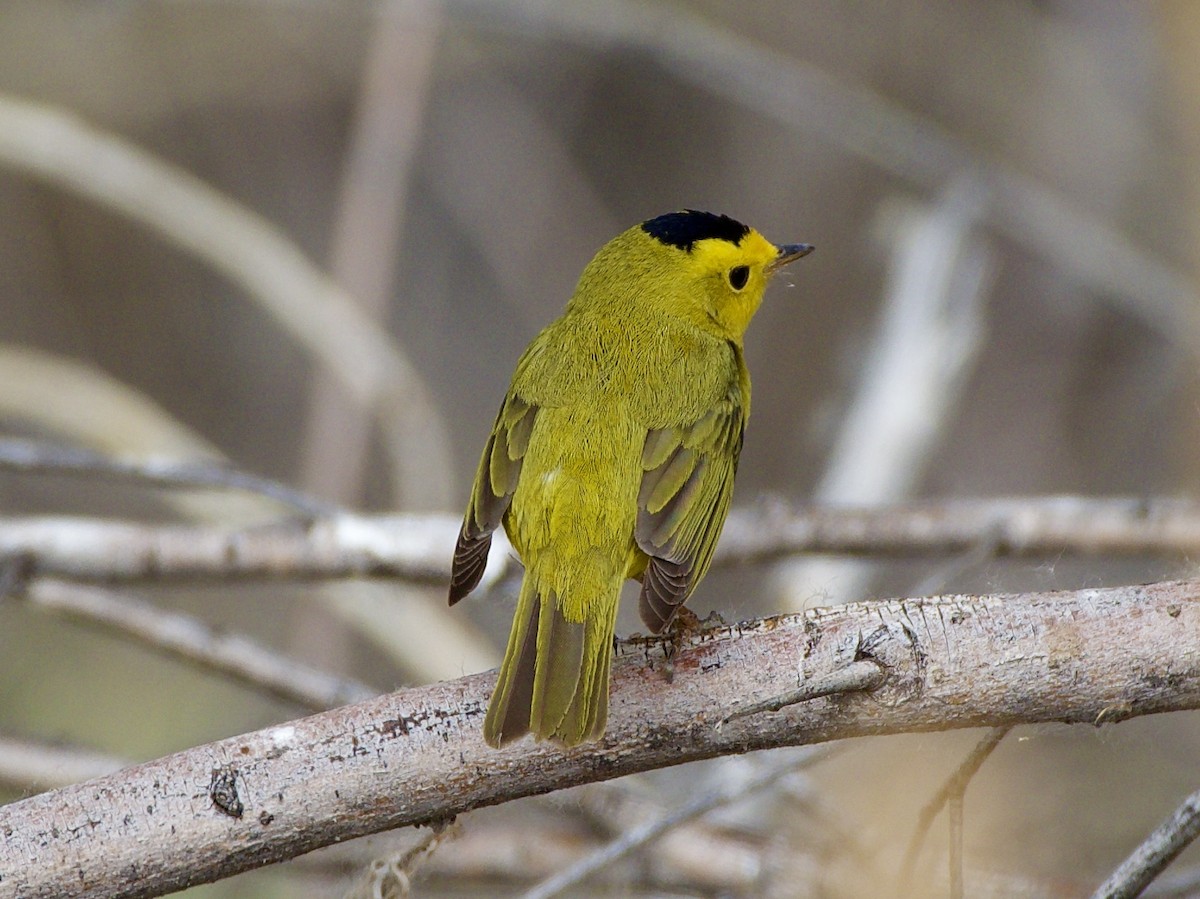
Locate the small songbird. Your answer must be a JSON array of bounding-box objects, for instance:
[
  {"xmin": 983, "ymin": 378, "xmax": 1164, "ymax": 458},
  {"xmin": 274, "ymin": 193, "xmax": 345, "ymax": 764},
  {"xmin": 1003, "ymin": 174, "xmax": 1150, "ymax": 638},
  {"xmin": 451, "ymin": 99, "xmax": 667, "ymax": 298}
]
[{"xmin": 449, "ymin": 210, "xmax": 812, "ymax": 747}]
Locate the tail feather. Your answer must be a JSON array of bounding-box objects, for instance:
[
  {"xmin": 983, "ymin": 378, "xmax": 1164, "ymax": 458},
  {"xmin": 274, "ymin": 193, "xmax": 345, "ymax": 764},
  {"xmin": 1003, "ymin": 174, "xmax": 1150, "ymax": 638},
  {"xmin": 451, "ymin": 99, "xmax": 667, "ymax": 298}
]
[{"xmin": 483, "ymin": 578, "xmax": 617, "ymax": 747}]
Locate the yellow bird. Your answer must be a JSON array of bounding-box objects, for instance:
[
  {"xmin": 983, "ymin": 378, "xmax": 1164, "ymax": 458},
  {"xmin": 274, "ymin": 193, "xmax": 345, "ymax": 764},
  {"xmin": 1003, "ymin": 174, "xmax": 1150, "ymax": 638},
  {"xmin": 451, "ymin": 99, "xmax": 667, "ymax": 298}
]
[{"xmin": 450, "ymin": 210, "xmax": 812, "ymax": 747}]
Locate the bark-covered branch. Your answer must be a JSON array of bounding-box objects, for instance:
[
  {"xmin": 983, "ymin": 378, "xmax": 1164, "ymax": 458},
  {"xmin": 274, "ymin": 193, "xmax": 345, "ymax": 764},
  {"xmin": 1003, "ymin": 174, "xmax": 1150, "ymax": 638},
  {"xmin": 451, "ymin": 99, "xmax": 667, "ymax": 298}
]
[
  {"xmin": 1, "ymin": 579, "xmax": 1197, "ymax": 898},
  {"xmin": 3, "ymin": 495, "xmax": 1200, "ymax": 586}
]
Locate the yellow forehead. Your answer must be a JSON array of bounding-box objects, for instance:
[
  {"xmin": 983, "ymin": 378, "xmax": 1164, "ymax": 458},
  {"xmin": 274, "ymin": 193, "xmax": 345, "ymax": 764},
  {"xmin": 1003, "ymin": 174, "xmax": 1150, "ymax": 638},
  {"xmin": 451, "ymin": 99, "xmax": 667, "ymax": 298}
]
[{"xmin": 690, "ymin": 228, "xmax": 779, "ymax": 270}]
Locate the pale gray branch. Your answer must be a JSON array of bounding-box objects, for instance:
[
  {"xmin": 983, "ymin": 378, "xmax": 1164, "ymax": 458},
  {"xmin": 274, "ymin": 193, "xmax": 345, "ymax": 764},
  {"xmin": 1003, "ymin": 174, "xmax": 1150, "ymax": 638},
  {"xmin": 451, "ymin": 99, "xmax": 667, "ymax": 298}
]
[
  {"xmin": 1, "ymin": 579, "xmax": 1197, "ymax": 898},
  {"xmin": 1, "ymin": 497, "xmax": 1198, "ymax": 587},
  {"xmin": 1092, "ymin": 787, "xmax": 1200, "ymax": 899},
  {"xmin": 777, "ymin": 181, "xmax": 991, "ymax": 610},
  {"xmin": 19, "ymin": 578, "xmax": 376, "ymax": 711},
  {"xmin": 0, "ymin": 513, "xmax": 492, "ymax": 584}
]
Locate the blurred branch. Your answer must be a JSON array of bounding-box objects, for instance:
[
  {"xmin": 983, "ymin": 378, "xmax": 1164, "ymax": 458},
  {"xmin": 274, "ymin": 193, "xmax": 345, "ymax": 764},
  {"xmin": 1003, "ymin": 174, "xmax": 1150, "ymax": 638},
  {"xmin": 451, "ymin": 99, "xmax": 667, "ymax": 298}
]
[
  {"xmin": 0, "ymin": 438, "xmax": 336, "ymax": 517},
  {"xmin": 0, "ymin": 93, "xmax": 453, "ymax": 509},
  {"xmin": 1091, "ymin": 788, "xmax": 1200, "ymax": 899},
  {"xmin": 900, "ymin": 727, "xmax": 1010, "ymax": 895},
  {"xmin": 775, "ymin": 181, "xmax": 991, "ymax": 610},
  {"xmin": 454, "ymin": 0, "xmax": 1200, "ymax": 347},
  {"xmin": 0, "ymin": 513, "xmax": 476, "ymax": 583},
  {"xmin": 521, "ymin": 747, "xmax": 833, "ymax": 899},
  {"xmin": 4, "ymin": 496, "xmax": 1200, "ymax": 586},
  {"xmin": 302, "ymin": 0, "xmax": 442, "ymax": 507},
  {"xmin": 13, "ymin": 576, "xmax": 376, "ymax": 712},
  {"xmin": 718, "ymin": 496, "xmax": 1200, "ymax": 562},
  {"xmin": 1, "ymin": 578, "xmax": 1197, "ymax": 897},
  {"xmin": 294, "ymin": 0, "xmax": 446, "ymax": 689},
  {"xmin": 0, "ymin": 736, "xmax": 128, "ymax": 793}
]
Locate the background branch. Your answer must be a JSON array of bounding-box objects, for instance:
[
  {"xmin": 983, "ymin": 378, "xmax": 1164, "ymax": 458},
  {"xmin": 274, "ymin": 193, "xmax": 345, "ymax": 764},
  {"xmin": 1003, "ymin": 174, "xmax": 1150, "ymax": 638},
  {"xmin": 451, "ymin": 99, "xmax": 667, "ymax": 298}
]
[
  {"xmin": 1092, "ymin": 787, "xmax": 1200, "ymax": 899},
  {"xmin": 2, "ymin": 496, "xmax": 1199, "ymax": 587},
  {"xmin": 16, "ymin": 577, "xmax": 376, "ymax": 712},
  {"xmin": 1, "ymin": 579, "xmax": 1197, "ymax": 898}
]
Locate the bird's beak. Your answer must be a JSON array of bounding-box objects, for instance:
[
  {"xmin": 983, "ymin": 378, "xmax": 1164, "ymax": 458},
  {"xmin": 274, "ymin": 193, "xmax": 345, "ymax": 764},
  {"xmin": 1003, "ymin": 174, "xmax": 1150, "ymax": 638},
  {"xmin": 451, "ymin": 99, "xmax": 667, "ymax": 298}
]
[{"xmin": 766, "ymin": 243, "xmax": 814, "ymax": 274}]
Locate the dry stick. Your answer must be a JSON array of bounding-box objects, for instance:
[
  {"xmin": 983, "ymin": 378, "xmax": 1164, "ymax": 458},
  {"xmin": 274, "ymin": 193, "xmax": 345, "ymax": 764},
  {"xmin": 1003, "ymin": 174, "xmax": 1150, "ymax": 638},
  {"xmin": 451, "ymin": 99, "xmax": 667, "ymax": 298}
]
[
  {"xmin": 521, "ymin": 747, "xmax": 834, "ymax": 899},
  {"xmin": 5, "ymin": 496, "xmax": 1200, "ymax": 587},
  {"xmin": 537, "ymin": 769, "xmax": 803, "ymax": 894},
  {"xmin": 1, "ymin": 581, "xmax": 1197, "ymax": 898},
  {"xmin": 717, "ymin": 495, "xmax": 1200, "ymax": 563},
  {"xmin": 899, "ymin": 727, "xmax": 1010, "ymax": 890},
  {"xmin": 1091, "ymin": 787, "xmax": 1200, "ymax": 899},
  {"xmin": 20, "ymin": 577, "xmax": 376, "ymax": 712},
  {"xmin": 0, "ymin": 438, "xmax": 336, "ymax": 517}
]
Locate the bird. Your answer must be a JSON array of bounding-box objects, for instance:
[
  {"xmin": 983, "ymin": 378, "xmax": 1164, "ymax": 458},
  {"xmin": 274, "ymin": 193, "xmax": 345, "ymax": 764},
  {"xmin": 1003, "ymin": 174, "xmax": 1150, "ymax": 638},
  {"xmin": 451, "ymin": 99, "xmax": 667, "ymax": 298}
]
[{"xmin": 449, "ymin": 210, "xmax": 812, "ymax": 747}]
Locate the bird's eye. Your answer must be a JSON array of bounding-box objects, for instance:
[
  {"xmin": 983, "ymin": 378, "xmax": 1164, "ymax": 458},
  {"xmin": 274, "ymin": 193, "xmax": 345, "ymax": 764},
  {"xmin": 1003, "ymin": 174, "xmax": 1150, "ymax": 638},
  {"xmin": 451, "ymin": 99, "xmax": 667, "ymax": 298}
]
[{"xmin": 728, "ymin": 265, "xmax": 750, "ymax": 291}]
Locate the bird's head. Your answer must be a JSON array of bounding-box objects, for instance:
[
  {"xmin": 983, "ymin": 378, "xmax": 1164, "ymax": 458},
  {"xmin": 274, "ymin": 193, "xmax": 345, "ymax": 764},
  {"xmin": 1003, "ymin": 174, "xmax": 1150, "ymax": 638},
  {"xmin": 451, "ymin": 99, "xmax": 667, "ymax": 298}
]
[{"xmin": 571, "ymin": 210, "xmax": 812, "ymax": 343}]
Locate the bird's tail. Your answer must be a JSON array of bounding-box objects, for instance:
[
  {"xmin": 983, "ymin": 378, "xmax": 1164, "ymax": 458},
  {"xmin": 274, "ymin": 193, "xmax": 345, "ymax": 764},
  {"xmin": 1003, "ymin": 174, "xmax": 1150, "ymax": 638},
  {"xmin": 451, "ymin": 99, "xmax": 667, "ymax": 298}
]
[{"xmin": 484, "ymin": 577, "xmax": 618, "ymax": 747}]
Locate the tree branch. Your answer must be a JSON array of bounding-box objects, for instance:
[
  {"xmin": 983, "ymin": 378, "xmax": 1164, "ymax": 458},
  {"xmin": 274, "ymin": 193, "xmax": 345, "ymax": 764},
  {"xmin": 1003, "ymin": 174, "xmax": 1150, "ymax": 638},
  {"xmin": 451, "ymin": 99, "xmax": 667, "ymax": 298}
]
[
  {"xmin": 1, "ymin": 579, "xmax": 1197, "ymax": 898},
  {"xmin": 2, "ymin": 496, "xmax": 1199, "ymax": 587},
  {"xmin": 1091, "ymin": 787, "xmax": 1200, "ymax": 899}
]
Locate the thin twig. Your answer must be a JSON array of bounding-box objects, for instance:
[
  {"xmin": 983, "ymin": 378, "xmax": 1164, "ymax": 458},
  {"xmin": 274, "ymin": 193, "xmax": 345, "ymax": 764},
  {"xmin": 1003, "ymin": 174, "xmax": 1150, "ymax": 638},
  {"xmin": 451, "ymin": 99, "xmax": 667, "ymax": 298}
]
[
  {"xmin": 900, "ymin": 727, "xmax": 1010, "ymax": 890},
  {"xmin": 18, "ymin": 577, "xmax": 376, "ymax": 711},
  {"xmin": 719, "ymin": 659, "xmax": 886, "ymax": 727},
  {"xmin": 1091, "ymin": 787, "xmax": 1200, "ymax": 899},
  {"xmin": 719, "ymin": 496, "xmax": 1200, "ymax": 563},
  {"xmin": 0, "ymin": 438, "xmax": 336, "ymax": 517},
  {"xmin": 521, "ymin": 748, "xmax": 834, "ymax": 899}
]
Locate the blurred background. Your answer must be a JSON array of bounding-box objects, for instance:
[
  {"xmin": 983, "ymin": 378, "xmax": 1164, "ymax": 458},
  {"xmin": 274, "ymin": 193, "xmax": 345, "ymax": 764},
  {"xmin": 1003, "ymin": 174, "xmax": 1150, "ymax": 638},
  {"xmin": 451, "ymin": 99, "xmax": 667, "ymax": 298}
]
[{"xmin": 1, "ymin": 1, "xmax": 1199, "ymax": 895}]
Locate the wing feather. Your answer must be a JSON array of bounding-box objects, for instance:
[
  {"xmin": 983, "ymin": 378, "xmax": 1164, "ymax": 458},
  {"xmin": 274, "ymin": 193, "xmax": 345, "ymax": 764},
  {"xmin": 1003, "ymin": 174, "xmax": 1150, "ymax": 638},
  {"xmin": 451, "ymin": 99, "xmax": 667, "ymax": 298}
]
[
  {"xmin": 634, "ymin": 383, "xmax": 745, "ymax": 632},
  {"xmin": 449, "ymin": 394, "xmax": 536, "ymax": 605}
]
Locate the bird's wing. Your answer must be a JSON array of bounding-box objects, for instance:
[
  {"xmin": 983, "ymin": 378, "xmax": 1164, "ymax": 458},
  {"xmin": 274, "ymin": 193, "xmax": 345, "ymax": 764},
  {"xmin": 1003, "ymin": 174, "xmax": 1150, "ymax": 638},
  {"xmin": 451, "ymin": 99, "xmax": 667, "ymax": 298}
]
[
  {"xmin": 448, "ymin": 392, "xmax": 536, "ymax": 605},
  {"xmin": 634, "ymin": 383, "xmax": 745, "ymax": 632}
]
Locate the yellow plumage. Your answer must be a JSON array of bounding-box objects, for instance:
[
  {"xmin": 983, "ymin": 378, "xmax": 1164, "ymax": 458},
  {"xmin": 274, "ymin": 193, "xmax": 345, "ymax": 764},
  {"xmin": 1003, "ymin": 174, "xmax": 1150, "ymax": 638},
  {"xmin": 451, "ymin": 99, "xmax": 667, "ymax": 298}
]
[{"xmin": 449, "ymin": 210, "xmax": 811, "ymax": 746}]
